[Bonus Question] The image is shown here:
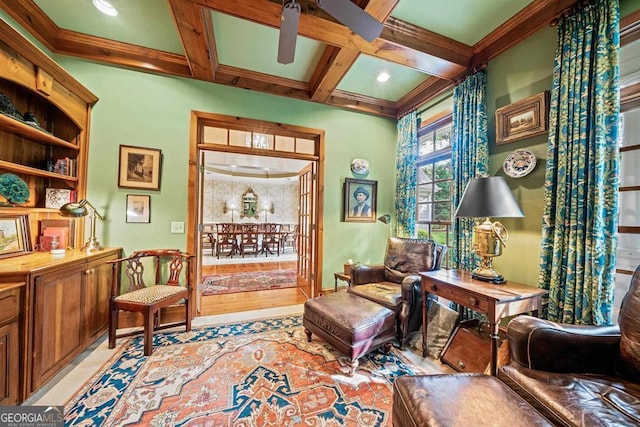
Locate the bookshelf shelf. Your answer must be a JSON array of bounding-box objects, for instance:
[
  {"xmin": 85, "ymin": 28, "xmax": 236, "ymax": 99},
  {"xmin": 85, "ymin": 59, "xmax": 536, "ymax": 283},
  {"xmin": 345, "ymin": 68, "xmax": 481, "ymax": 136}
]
[{"xmin": 0, "ymin": 114, "xmax": 79, "ymax": 150}]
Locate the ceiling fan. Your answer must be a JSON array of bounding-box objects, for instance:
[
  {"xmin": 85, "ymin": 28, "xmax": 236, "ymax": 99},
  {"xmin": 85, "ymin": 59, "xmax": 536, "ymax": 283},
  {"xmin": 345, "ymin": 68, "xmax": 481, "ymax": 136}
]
[{"xmin": 278, "ymin": 0, "xmax": 383, "ymax": 64}]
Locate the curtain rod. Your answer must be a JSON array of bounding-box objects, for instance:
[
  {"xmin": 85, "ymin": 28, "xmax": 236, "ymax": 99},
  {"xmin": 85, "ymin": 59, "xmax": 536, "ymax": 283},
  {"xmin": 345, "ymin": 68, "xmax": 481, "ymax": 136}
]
[{"xmin": 416, "ymin": 93, "xmax": 452, "ymax": 116}]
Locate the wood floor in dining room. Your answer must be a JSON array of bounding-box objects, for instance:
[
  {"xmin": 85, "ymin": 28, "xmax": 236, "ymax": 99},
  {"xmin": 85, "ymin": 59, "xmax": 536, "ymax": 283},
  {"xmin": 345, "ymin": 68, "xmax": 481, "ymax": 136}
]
[{"xmin": 199, "ymin": 255, "xmax": 308, "ymax": 316}]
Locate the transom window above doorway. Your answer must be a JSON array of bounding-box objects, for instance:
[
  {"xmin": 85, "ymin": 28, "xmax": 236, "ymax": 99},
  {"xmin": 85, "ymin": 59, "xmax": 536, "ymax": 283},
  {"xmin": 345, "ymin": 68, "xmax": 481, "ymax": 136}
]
[{"xmin": 203, "ymin": 126, "xmax": 315, "ymax": 155}]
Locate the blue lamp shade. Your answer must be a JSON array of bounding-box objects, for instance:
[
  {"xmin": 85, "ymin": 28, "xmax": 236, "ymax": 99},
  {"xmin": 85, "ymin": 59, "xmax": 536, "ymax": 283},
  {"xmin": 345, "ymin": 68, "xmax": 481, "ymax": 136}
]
[{"xmin": 455, "ymin": 176, "xmax": 524, "ymax": 219}]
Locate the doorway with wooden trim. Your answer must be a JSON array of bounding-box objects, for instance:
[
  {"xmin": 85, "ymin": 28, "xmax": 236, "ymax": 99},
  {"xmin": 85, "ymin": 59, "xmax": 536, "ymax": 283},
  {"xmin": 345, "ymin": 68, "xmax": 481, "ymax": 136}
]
[{"xmin": 186, "ymin": 111, "xmax": 324, "ymax": 317}]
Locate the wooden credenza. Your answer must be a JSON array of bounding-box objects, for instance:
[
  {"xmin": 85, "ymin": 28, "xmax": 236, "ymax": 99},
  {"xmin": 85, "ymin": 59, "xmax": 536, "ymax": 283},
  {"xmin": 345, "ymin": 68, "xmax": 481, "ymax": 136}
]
[
  {"xmin": 0, "ymin": 248, "xmax": 121, "ymax": 403},
  {"xmin": 0, "ymin": 282, "xmax": 24, "ymax": 405}
]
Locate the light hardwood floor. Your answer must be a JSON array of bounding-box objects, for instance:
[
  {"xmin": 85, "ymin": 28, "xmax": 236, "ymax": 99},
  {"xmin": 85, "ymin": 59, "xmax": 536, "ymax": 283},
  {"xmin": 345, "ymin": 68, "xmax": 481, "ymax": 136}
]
[{"xmin": 199, "ymin": 259, "xmax": 307, "ymax": 316}]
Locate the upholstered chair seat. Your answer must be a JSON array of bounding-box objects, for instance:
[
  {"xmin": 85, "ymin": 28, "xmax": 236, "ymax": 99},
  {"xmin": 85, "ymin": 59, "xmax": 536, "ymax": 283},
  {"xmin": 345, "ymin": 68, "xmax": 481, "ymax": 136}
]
[
  {"xmin": 349, "ymin": 237, "xmax": 447, "ymax": 348},
  {"xmin": 347, "ymin": 283, "xmax": 402, "ymax": 310},
  {"xmin": 108, "ymin": 249, "xmax": 194, "ymax": 356}
]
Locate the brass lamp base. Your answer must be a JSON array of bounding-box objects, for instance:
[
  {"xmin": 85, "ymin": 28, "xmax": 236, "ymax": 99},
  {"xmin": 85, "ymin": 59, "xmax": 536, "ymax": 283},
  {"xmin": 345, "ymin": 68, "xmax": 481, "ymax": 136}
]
[
  {"xmin": 471, "ymin": 255, "xmax": 506, "ymax": 284},
  {"xmin": 471, "ymin": 269, "xmax": 505, "ymax": 284},
  {"xmin": 82, "ymin": 240, "xmax": 102, "ymax": 252}
]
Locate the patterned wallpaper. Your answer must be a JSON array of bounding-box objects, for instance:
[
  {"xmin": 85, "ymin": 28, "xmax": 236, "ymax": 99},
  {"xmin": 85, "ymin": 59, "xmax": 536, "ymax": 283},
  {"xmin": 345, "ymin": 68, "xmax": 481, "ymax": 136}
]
[{"xmin": 203, "ymin": 175, "xmax": 299, "ymax": 224}]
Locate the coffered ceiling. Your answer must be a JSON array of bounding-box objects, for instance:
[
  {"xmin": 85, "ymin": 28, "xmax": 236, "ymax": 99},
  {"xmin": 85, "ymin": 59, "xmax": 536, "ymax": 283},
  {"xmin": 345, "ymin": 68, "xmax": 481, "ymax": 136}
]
[{"xmin": 0, "ymin": 0, "xmax": 582, "ymax": 118}]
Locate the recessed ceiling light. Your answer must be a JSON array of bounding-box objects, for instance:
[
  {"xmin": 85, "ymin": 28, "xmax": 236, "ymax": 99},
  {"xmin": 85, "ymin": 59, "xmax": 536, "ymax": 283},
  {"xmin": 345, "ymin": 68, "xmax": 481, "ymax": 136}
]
[
  {"xmin": 377, "ymin": 72, "xmax": 390, "ymax": 83},
  {"xmin": 93, "ymin": 0, "xmax": 118, "ymax": 16}
]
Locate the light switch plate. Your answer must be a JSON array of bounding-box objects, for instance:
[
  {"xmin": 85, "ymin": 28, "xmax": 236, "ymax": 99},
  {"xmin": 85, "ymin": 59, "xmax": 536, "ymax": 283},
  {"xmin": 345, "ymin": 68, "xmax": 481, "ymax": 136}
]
[{"xmin": 170, "ymin": 221, "xmax": 185, "ymax": 233}]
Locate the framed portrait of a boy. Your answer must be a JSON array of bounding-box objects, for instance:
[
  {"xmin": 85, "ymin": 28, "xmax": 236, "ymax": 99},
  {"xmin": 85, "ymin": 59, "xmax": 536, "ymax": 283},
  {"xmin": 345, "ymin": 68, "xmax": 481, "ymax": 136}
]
[{"xmin": 343, "ymin": 178, "xmax": 377, "ymax": 223}]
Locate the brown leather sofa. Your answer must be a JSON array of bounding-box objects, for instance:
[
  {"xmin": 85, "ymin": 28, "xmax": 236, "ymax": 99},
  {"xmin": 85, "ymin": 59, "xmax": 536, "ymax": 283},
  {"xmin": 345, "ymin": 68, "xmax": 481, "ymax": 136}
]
[
  {"xmin": 497, "ymin": 265, "xmax": 640, "ymax": 426},
  {"xmin": 349, "ymin": 237, "xmax": 447, "ymax": 348}
]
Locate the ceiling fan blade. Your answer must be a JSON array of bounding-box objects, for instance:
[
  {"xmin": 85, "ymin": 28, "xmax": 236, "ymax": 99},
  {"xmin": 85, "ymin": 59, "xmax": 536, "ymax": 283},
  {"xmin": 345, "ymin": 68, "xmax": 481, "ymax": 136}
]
[
  {"xmin": 278, "ymin": 1, "xmax": 301, "ymax": 64},
  {"xmin": 317, "ymin": 0, "xmax": 383, "ymax": 42}
]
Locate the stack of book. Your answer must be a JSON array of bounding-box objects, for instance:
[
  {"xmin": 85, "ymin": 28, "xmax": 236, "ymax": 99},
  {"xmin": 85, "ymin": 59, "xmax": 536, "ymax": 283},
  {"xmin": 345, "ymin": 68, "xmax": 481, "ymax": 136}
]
[{"xmin": 47, "ymin": 157, "xmax": 77, "ymax": 177}]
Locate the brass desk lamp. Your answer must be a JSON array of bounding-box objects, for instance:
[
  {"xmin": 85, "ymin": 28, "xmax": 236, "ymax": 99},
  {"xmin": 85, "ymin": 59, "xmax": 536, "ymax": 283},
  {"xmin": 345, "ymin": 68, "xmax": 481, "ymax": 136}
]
[
  {"xmin": 454, "ymin": 176, "xmax": 524, "ymax": 284},
  {"xmin": 59, "ymin": 199, "xmax": 105, "ymax": 251}
]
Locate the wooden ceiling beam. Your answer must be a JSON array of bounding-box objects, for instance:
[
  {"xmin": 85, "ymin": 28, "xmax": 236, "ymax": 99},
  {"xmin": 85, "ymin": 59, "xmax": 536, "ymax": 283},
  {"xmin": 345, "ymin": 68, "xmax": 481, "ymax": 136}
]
[
  {"xmin": 377, "ymin": 17, "xmax": 470, "ymax": 78},
  {"xmin": 0, "ymin": 0, "xmax": 193, "ymax": 77},
  {"xmin": 309, "ymin": 47, "xmax": 358, "ymax": 101},
  {"xmin": 310, "ymin": 0, "xmax": 399, "ymax": 103},
  {"xmin": 216, "ymin": 64, "xmax": 310, "ymax": 96},
  {"xmin": 395, "ymin": 77, "xmax": 453, "ymax": 117},
  {"xmin": 470, "ymin": 0, "xmax": 579, "ymax": 68},
  {"xmin": 0, "ymin": 0, "xmax": 57, "ymax": 51},
  {"xmin": 194, "ymin": 0, "xmax": 468, "ymax": 77},
  {"xmin": 328, "ymin": 89, "xmax": 397, "ymax": 117},
  {"xmin": 55, "ymin": 30, "xmax": 192, "ymax": 77},
  {"xmin": 216, "ymin": 64, "xmax": 396, "ymax": 117},
  {"xmin": 168, "ymin": 0, "xmax": 215, "ymax": 81}
]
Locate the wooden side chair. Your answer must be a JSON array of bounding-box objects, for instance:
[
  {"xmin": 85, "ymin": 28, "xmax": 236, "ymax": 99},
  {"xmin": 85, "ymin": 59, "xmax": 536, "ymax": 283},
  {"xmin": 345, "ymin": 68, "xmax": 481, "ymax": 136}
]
[
  {"xmin": 216, "ymin": 222, "xmax": 239, "ymax": 258},
  {"xmin": 261, "ymin": 223, "xmax": 281, "ymax": 256},
  {"xmin": 281, "ymin": 224, "xmax": 298, "ymax": 254},
  {"xmin": 202, "ymin": 223, "xmax": 216, "ymax": 256},
  {"xmin": 108, "ymin": 249, "xmax": 194, "ymax": 356},
  {"xmin": 240, "ymin": 223, "xmax": 260, "ymax": 257}
]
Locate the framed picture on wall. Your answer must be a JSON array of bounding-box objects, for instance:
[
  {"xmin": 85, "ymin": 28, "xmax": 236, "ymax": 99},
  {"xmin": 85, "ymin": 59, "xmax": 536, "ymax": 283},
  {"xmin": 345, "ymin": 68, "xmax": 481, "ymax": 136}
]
[
  {"xmin": 0, "ymin": 213, "xmax": 32, "ymax": 259},
  {"xmin": 118, "ymin": 145, "xmax": 162, "ymax": 190},
  {"xmin": 495, "ymin": 91, "xmax": 549, "ymax": 145},
  {"xmin": 126, "ymin": 194, "xmax": 151, "ymax": 223},
  {"xmin": 343, "ymin": 178, "xmax": 377, "ymax": 223}
]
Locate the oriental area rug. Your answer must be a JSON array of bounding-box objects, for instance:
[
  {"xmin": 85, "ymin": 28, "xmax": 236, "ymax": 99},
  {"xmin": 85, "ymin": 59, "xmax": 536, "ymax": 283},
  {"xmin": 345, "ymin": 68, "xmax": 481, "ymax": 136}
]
[
  {"xmin": 65, "ymin": 316, "xmax": 422, "ymax": 426},
  {"xmin": 201, "ymin": 269, "xmax": 297, "ymax": 295}
]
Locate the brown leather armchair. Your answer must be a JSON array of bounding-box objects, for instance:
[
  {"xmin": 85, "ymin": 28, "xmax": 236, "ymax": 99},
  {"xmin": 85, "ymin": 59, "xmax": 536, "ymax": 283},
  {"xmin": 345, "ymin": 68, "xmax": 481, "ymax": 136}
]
[
  {"xmin": 349, "ymin": 237, "xmax": 447, "ymax": 348},
  {"xmin": 497, "ymin": 265, "xmax": 640, "ymax": 426}
]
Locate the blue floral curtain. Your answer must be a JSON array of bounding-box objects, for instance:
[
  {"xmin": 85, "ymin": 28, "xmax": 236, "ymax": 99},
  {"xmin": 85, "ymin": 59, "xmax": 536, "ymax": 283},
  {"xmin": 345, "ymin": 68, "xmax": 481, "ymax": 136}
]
[
  {"xmin": 451, "ymin": 70, "xmax": 489, "ymax": 269},
  {"xmin": 539, "ymin": 0, "xmax": 620, "ymax": 325},
  {"xmin": 395, "ymin": 111, "xmax": 418, "ymax": 237}
]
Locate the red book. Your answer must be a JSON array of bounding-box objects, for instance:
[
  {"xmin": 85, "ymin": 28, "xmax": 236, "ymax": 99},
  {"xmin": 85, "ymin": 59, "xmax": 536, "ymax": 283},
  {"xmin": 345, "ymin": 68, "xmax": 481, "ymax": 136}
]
[{"xmin": 39, "ymin": 235, "xmax": 54, "ymax": 252}]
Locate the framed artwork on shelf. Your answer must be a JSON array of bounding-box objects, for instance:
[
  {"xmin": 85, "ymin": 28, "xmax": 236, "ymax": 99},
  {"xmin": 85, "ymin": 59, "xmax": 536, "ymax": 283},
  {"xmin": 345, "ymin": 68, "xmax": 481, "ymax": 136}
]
[
  {"xmin": 0, "ymin": 213, "xmax": 32, "ymax": 259},
  {"xmin": 343, "ymin": 178, "xmax": 377, "ymax": 223},
  {"xmin": 118, "ymin": 145, "xmax": 162, "ymax": 190},
  {"xmin": 45, "ymin": 188, "xmax": 75, "ymax": 209},
  {"xmin": 495, "ymin": 91, "xmax": 549, "ymax": 145},
  {"xmin": 126, "ymin": 194, "xmax": 151, "ymax": 223}
]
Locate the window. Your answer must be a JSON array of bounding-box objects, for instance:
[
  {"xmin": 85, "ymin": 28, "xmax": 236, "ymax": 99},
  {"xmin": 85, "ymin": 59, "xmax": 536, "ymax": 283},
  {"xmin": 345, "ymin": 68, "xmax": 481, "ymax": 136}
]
[
  {"xmin": 416, "ymin": 115, "xmax": 452, "ymax": 263},
  {"xmin": 616, "ymin": 107, "xmax": 640, "ymax": 318},
  {"xmin": 614, "ymin": 38, "xmax": 640, "ymax": 320}
]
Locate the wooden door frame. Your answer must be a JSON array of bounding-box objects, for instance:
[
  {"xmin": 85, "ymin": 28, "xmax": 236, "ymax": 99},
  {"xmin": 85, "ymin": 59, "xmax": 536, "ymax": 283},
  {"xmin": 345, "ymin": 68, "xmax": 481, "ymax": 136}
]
[{"xmin": 186, "ymin": 111, "xmax": 324, "ymax": 307}]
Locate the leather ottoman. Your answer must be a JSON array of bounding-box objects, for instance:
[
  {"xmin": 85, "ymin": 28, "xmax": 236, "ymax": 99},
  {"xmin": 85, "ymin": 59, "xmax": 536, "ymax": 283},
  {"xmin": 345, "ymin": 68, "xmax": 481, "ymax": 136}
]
[
  {"xmin": 303, "ymin": 292, "xmax": 396, "ymax": 375},
  {"xmin": 393, "ymin": 374, "xmax": 553, "ymax": 427}
]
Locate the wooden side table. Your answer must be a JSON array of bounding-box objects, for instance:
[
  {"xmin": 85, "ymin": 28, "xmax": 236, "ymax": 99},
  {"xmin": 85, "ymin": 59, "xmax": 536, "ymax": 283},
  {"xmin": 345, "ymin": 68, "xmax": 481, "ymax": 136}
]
[
  {"xmin": 333, "ymin": 272, "xmax": 351, "ymax": 291},
  {"xmin": 420, "ymin": 269, "xmax": 547, "ymax": 376}
]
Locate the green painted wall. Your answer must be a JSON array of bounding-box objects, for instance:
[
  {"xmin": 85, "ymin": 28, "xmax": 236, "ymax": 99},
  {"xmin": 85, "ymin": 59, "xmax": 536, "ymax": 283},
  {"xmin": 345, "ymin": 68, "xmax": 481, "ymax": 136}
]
[
  {"xmin": 484, "ymin": 26, "xmax": 557, "ymax": 286},
  {"xmin": 50, "ymin": 57, "xmax": 397, "ymax": 291}
]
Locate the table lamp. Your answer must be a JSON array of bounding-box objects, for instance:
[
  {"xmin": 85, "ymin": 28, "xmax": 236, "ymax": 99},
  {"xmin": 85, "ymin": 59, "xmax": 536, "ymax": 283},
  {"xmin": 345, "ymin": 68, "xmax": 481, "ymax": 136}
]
[
  {"xmin": 222, "ymin": 202, "xmax": 237, "ymax": 222},
  {"xmin": 59, "ymin": 199, "xmax": 105, "ymax": 251},
  {"xmin": 454, "ymin": 176, "xmax": 524, "ymax": 284}
]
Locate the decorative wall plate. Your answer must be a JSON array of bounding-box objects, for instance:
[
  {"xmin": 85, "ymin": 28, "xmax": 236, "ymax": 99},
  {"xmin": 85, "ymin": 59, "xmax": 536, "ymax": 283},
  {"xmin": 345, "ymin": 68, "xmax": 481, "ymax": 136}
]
[
  {"xmin": 503, "ymin": 149, "xmax": 537, "ymax": 178},
  {"xmin": 351, "ymin": 158, "xmax": 369, "ymax": 175},
  {"xmin": 0, "ymin": 173, "xmax": 30, "ymax": 204}
]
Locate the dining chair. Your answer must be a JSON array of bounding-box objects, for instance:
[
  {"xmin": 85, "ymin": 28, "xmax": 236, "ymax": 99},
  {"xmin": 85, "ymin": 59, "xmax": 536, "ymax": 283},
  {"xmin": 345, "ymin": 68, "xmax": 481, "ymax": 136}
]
[
  {"xmin": 281, "ymin": 224, "xmax": 298, "ymax": 254},
  {"xmin": 261, "ymin": 223, "xmax": 281, "ymax": 256},
  {"xmin": 240, "ymin": 223, "xmax": 260, "ymax": 257},
  {"xmin": 215, "ymin": 222, "xmax": 239, "ymax": 258},
  {"xmin": 108, "ymin": 249, "xmax": 194, "ymax": 356}
]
